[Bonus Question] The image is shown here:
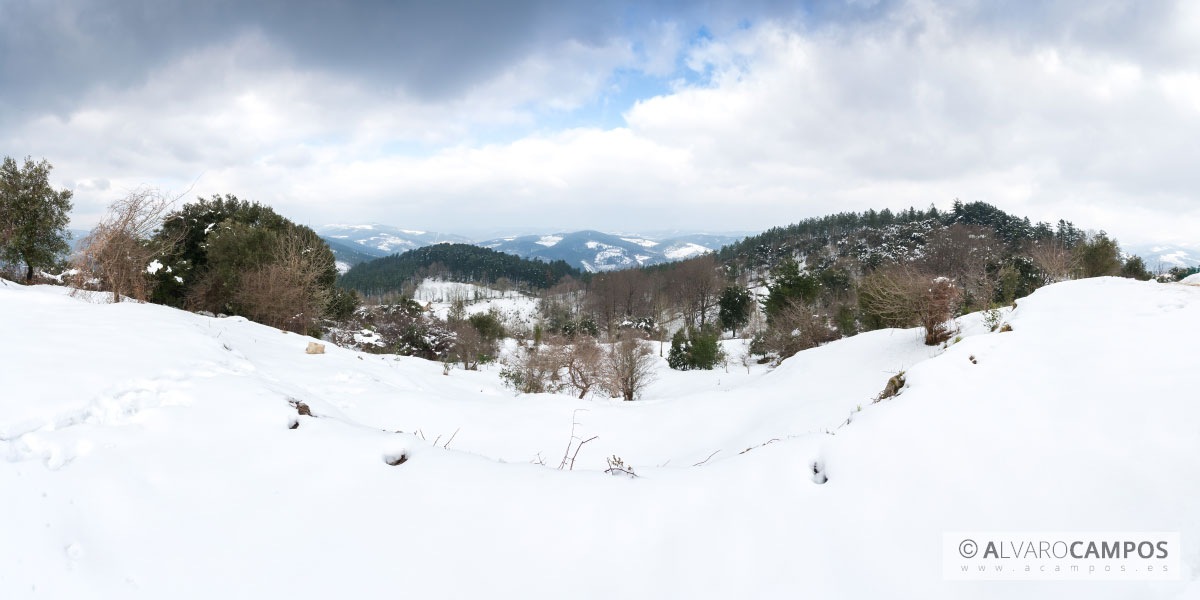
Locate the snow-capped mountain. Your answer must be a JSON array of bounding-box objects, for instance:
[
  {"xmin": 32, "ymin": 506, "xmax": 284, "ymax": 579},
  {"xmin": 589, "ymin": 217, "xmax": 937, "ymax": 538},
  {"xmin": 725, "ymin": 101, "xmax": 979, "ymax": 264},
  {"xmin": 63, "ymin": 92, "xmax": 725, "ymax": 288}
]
[
  {"xmin": 319, "ymin": 224, "xmax": 471, "ymax": 255},
  {"xmin": 1124, "ymin": 243, "xmax": 1200, "ymax": 270},
  {"xmin": 478, "ymin": 230, "xmax": 746, "ymax": 272},
  {"xmin": 319, "ymin": 224, "xmax": 472, "ymax": 273}
]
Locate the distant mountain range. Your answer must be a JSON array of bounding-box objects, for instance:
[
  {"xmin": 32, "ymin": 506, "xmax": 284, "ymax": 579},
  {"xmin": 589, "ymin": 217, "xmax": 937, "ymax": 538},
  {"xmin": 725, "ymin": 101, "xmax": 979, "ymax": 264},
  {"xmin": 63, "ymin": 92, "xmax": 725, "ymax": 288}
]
[
  {"xmin": 1122, "ymin": 243, "xmax": 1200, "ymax": 270},
  {"xmin": 317, "ymin": 223, "xmax": 750, "ymax": 273},
  {"xmin": 476, "ymin": 230, "xmax": 746, "ymax": 272}
]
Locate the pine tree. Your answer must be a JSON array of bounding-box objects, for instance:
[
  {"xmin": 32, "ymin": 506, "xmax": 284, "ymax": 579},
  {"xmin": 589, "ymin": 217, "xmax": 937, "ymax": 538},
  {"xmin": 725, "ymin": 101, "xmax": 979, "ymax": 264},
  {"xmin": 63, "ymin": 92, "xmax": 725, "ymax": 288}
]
[
  {"xmin": 667, "ymin": 329, "xmax": 690, "ymax": 370},
  {"xmin": 717, "ymin": 284, "xmax": 752, "ymax": 337},
  {"xmin": 0, "ymin": 156, "xmax": 73, "ymax": 281},
  {"xmin": 762, "ymin": 258, "xmax": 821, "ymax": 321}
]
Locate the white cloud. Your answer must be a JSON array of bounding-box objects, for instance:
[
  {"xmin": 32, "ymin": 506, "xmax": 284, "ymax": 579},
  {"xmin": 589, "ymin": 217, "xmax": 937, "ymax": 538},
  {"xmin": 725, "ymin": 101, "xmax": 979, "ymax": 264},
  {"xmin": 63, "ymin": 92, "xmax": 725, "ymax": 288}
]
[{"xmin": 8, "ymin": 1, "xmax": 1200, "ymax": 245}]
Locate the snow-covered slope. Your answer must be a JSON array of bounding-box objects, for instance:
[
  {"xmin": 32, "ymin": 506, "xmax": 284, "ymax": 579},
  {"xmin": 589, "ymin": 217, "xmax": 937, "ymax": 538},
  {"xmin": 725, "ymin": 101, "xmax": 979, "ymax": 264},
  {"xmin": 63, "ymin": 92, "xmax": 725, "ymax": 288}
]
[
  {"xmin": 2, "ymin": 277, "xmax": 1198, "ymax": 598},
  {"xmin": 410, "ymin": 279, "xmax": 540, "ymax": 326}
]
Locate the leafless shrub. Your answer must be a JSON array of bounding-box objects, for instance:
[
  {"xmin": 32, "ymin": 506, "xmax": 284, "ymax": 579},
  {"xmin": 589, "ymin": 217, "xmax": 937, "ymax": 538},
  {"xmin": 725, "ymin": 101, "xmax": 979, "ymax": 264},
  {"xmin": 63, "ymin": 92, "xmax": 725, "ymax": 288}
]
[
  {"xmin": 754, "ymin": 299, "xmax": 839, "ymax": 365},
  {"xmin": 450, "ymin": 321, "xmax": 488, "ymax": 370},
  {"xmin": 1028, "ymin": 239, "xmax": 1076, "ymax": 285},
  {"xmin": 601, "ymin": 335, "xmax": 656, "ymax": 401},
  {"xmin": 561, "ymin": 335, "xmax": 604, "ymax": 399},
  {"xmin": 557, "ymin": 409, "xmax": 596, "ymax": 471},
  {"xmin": 500, "ymin": 341, "xmax": 564, "ymax": 394},
  {"xmin": 233, "ymin": 234, "xmax": 332, "ymax": 333},
  {"xmin": 71, "ymin": 188, "xmax": 181, "ymax": 302},
  {"xmin": 861, "ymin": 264, "xmax": 960, "ymax": 345},
  {"xmin": 604, "ymin": 455, "xmax": 637, "ymax": 478}
]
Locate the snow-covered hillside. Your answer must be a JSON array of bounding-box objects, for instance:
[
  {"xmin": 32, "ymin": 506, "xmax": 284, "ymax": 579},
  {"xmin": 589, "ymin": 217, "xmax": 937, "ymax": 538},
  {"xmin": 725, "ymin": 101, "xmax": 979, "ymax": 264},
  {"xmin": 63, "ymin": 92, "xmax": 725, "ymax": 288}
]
[
  {"xmin": 2, "ymin": 278, "xmax": 1198, "ymax": 598},
  {"xmin": 319, "ymin": 223, "xmax": 471, "ymax": 259},
  {"xmin": 475, "ymin": 229, "xmax": 747, "ymax": 272},
  {"xmin": 410, "ymin": 279, "xmax": 539, "ymax": 326}
]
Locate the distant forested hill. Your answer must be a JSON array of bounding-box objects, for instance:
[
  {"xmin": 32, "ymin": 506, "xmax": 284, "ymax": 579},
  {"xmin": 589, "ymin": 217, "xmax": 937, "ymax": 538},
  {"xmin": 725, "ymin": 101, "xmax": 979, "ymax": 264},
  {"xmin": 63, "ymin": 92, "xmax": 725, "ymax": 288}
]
[
  {"xmin": 338, "ymin": 243, "xmax": 582, "ymax": 295},
  {"xmin": 717, "ymin": 200, "xmax": 1084, "ymax": 271}
]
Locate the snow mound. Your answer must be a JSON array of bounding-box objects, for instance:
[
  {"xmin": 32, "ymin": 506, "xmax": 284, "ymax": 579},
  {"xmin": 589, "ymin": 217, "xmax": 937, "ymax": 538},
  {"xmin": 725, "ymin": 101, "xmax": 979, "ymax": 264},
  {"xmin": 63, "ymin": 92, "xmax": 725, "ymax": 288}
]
[
  {"xmin": 1, "ymin": 277, "xmax": 1197, "ymax": 598},
  {"xmin": 1182, "ymin": 272, "xmax": 1200, "ymax": 284}
]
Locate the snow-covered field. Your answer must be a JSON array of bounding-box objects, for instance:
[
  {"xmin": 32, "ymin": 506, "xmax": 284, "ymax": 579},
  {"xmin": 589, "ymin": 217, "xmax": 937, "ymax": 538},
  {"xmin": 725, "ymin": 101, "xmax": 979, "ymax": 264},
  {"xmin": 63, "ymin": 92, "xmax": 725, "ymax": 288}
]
[
  {"xmin": 410, "ymin": 279, "xmax": 539, "ymax": 328},
  {"xmin": 1, "ymin": 277, "xmax": 1198, "ymax": 598}
]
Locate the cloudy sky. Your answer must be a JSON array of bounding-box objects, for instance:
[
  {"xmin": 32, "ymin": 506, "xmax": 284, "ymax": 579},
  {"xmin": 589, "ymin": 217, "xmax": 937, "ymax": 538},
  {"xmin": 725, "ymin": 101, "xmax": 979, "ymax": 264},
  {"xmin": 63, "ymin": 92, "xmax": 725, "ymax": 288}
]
[{"xmin": 2, "ymin": 0, "xmax": 1199, "ymax": 244}]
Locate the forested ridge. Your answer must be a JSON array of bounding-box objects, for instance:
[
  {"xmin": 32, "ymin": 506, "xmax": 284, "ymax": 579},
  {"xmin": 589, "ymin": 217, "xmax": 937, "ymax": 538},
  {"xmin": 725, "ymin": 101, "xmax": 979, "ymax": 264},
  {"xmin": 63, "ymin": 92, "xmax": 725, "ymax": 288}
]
[{"xmin": 338, "ymin": 243, "xmax": 582, "ymax": 295}]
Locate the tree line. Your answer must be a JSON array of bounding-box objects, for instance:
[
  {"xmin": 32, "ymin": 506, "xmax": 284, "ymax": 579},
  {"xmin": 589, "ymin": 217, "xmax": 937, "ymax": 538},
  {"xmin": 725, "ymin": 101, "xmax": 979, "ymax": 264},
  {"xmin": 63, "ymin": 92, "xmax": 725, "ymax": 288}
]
[
  {"xmin": 3, "ymin": 156, "xmax": 1189, "ymax": 390},
  {"xmin": 338, "ymin": 243, "xmax": 581, "ymax": 297}
]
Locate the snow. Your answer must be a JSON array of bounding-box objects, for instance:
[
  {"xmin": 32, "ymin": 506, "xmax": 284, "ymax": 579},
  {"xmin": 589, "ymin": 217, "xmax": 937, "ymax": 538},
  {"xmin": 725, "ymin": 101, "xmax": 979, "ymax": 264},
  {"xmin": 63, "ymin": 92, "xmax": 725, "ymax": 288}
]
[
  {"xmin": 535, "ymin": 235, "xmax": 562, "ymax": 247},
  {"xmin": 2, "ymin": 277, "xmax": 1198, "ymax": 598},
  {"xmin": 1183, "ymin": 273, "xmax": 1200, "ymax": 284},
  {"xmin": 145, "ymin": 260, "xmax": 163, "ymax": 274},
  {"xmin": 411, "ymin": 279, "xmax": 540, "ymax": 326},
  {"xmin": 592, "ymin": 246, "xmax": 633, "ymax": 267},
  {"xmin": 620, "ymin": 237, "xmax": 659, "ymax": 248},
  {"xmin": 334, "ymin": 260, "xmax": 352, "ymax": 274},
  {"xmin": 664, "ymin": 242, "xmax": 712, "ymax": 260},
  {"xmin": 1158, "ymin": 251, "xmax": 1192, "ymax": 267}
]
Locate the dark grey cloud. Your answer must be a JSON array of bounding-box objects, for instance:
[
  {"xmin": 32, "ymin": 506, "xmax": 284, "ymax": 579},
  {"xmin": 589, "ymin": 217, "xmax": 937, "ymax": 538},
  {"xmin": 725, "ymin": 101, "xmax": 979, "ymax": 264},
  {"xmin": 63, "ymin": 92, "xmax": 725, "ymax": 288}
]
[
  {"xmin": 0, "ymin": 0, "xmax": 870, "ymax": 122},
  {"xmin": 0, "ymin": 0, "xmax": 607, "ymax": 117}
]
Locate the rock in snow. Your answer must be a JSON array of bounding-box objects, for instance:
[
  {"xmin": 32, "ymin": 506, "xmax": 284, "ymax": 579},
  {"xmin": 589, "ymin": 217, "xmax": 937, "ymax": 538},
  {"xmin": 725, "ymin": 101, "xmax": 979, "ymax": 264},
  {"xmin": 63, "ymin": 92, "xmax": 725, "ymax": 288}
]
[{"xmin": 1, "ymin": 276, "xmax": 1198, "ymax": 599}]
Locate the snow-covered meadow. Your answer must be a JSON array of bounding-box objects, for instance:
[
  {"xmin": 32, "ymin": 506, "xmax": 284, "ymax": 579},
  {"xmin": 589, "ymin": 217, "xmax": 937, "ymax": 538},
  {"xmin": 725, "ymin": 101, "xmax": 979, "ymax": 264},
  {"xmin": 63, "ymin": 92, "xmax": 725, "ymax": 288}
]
[
  {"xmin": 1, "ymin": 277, "xmax": 1198, "ymax": 598},
  {"xmin": 408, "ymin": 279, "xmax": 540, "ymax": 333}
]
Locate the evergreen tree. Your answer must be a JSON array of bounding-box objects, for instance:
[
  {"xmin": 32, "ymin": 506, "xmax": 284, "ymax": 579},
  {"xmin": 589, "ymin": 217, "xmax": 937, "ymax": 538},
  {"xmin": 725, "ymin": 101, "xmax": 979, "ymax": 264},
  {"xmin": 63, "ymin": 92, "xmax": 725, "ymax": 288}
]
[
  {"xmin": 667, "ymin": 329, "xmax": 691, "ymax": 370},
  {"xmin": 686, "ymin": 328, "xmax": 724, "ymax": 370},
  {"xmin": 763, "ymin": 258, "xmax": 820, "ymax": 321},
  {"xmin": 1120, "ymin": 256, "xmax": 1152, "ymax": 281},
  {"xmin": 666, "ymin": 327, "xmax": 724, "ymax": 370},
  {"xmin": 1077, "ymin": 232, "xmax": 1122, "ymax": 278},
  {"xmin": 0, "ymin": 156, "xmax": 73, "ymax": 281},
  {"xmin": 717, "ymin": 284, "xmax": 753, "ymax": 337}
]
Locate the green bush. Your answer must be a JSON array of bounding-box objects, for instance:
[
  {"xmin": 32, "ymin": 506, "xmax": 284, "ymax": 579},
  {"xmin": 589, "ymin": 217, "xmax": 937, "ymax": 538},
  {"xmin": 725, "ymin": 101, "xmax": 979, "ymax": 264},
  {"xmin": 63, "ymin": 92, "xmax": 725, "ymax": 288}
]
[
  {"xmin": 667, "ymin": 327, "xmax": 725, "ymax": 371},
  {"xmin": 327, "ymin": 287, "xmax": 362, "ymax": 321},
  {"xmin": 1120, "ymin": 256, "xmax": 1152, "ymax": 281}
]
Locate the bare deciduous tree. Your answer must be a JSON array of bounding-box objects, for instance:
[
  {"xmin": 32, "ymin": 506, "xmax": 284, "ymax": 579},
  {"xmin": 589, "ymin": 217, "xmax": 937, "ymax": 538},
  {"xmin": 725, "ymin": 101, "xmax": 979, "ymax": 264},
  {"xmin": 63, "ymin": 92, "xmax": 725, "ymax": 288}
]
[
  {"xmin": 1028, "ymin": 238, "xmax": 1076, "ymax": 285},
  {"xmin": 670, "ymin": 255, "xmax": 723, "ymax": 329},
  {"xmin": 561, "ymin": 335, "xmax": 604, "ymax": 399},
  {"xmin": 450, "ymin": 320, "xmax": 493, "ymax": 370},
  {"xmin": 918, "ymin": 224, "xmax": 1000, "ymax": 310},
  {"xmin": 71, "ymin": 188, "xmax": 181, "ymax": 303},
  {"xmin": 602, "ymin": 335, "xmax": 657, "ymax": 401}
]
